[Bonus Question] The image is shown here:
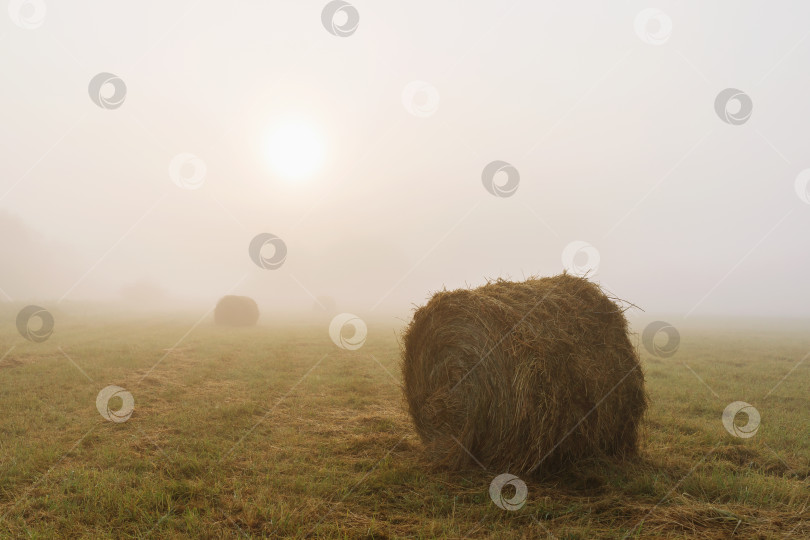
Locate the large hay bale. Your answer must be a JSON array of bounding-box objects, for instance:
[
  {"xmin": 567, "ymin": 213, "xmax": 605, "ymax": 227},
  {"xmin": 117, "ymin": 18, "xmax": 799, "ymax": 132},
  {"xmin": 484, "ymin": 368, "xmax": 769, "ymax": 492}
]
[
  {"xmin": 214, "ymin": 295, "xmax": 259, "ymax": 327},
  {"xmin": 401, "ymin": 273, "xmax": 647, "ymax": 475}
]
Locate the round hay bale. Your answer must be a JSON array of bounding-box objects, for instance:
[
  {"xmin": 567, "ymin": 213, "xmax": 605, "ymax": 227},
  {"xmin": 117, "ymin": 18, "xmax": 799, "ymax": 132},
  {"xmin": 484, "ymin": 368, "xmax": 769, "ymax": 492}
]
[
  {"xmin": 214, "ymin": 295, "xmax": 259, "ymax": 327},
  {"xmin": 401, "ymin": 273, "xmax": 647, "ymax": 475}
]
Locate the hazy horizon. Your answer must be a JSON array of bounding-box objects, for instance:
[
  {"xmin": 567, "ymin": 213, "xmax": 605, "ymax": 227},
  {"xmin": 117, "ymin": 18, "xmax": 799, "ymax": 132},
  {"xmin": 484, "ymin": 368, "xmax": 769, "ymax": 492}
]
[{"xmin": 3, "ymin": 1, "xmax": 810, "ymax": 321}]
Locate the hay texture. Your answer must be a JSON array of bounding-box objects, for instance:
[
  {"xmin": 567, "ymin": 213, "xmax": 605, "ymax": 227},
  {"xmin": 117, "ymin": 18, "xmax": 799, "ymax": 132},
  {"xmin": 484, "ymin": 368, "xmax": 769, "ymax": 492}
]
[
  {"xmin": 401, "ymin": 273, "xmax": 647, "ymax": 475},
  {"xmin": 214, "ymin": 295, "xmax": 259, "ymax": 327}
]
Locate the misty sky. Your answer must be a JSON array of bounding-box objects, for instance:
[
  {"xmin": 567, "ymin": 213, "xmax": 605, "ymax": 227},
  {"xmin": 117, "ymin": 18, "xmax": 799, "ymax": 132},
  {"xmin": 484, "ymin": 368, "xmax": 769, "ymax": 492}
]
[{"xmin": 2, "ymin": 1, "xmax": 809, "ymax": 319}]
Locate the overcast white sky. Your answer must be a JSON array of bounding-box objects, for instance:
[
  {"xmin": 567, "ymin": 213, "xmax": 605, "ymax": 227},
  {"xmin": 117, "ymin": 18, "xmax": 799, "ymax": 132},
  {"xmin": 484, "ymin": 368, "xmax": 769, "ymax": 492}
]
[{"xmin": 1, "ymin": 1, "xmax": 809, "ymax": 320}]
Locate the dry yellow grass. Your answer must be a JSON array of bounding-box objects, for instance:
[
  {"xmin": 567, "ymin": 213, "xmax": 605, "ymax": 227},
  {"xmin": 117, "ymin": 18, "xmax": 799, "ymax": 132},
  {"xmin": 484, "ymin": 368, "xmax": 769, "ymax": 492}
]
[{"xmin": 0, "ymin": 314, "xmax": 807, "ymax": 538}]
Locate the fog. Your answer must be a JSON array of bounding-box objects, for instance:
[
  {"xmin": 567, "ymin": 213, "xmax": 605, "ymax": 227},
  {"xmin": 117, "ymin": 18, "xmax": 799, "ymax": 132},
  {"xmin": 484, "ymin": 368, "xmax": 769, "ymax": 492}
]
[{"xmin": 2, "ymin": 1, "xmax": 809, "ymax": 321}]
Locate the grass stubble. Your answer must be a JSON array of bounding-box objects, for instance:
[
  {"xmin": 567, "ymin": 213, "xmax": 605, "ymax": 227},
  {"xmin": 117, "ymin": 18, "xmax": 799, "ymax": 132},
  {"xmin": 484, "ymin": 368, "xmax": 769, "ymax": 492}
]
[{"xmin": 0, "ymin": 309, "xmax": 807, "ymax": 538}]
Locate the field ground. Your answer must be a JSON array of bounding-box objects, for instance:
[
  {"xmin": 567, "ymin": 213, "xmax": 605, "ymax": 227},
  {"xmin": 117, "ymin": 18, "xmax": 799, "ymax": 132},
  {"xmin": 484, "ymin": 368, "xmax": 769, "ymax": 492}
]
[{"xmin": 0, "ymin": 314, "xmax": 808, "ymax": 538}]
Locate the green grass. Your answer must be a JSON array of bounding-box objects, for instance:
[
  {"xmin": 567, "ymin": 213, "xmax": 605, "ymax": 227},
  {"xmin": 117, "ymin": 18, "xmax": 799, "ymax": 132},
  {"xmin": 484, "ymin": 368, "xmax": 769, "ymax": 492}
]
[{"xmin": 0, "ymin": 315, "xmax": 808, "ymax": 538}]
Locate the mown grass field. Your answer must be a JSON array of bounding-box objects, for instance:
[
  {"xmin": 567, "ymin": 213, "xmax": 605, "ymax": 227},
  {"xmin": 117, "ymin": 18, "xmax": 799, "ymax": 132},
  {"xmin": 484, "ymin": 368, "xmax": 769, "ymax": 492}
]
[{"xmin": 0, "ymin": 313, "xmax": 808, "ymax": 538}]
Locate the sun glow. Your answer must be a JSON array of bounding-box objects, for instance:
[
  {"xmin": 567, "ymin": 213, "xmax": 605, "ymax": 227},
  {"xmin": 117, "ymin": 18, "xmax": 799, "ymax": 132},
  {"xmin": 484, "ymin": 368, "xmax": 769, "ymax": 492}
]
[{"xmin": 264, "ymin": 120, "xmax": 325, "ymax": 181}]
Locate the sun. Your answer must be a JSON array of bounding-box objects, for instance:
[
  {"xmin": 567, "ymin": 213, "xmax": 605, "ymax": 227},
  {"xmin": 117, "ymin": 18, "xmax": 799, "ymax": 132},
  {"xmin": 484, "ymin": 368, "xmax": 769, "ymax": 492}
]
[{"xmin": 264, "ymin": 120, "xmax": 325, "ymax": 181}]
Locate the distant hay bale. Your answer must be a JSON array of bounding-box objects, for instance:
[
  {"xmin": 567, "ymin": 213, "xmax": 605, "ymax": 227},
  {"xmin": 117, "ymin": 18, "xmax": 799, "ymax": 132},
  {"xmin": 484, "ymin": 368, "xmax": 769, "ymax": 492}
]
[
  {"xmin": 401, "ymin": 273, "xmax": 647, "ymax": 475},
  {"xmin": 214, "ymin": 295, "xmax": 259, "ymax": 327}
]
